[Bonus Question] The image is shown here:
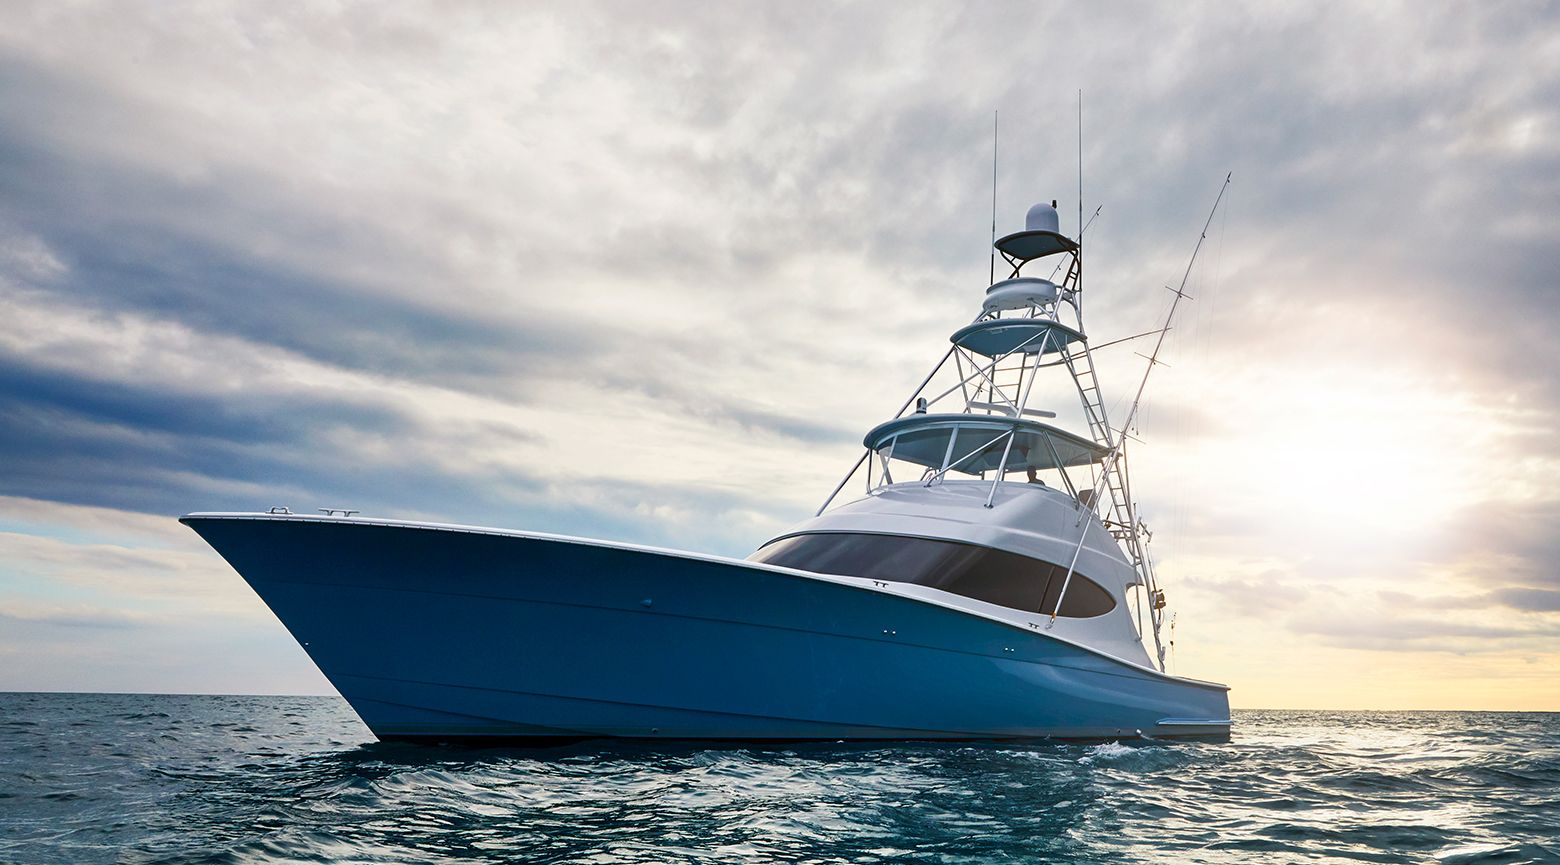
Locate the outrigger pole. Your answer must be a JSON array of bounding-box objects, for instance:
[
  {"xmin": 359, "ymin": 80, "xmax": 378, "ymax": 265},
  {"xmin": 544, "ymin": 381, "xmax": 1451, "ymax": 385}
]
[
  {"xmin": 1118, "ymin": 172, "xmax": 1232, "ymax": 440},
  {"xmin": 1050, "ymin": 172, "xmax": 1233, "ymax": 667}
]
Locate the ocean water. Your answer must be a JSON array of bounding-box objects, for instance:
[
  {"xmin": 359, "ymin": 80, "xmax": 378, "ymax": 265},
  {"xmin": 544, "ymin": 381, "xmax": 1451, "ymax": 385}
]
[{"xmin": 1, "ymin": 694, "xmax": 1556, "ymax": 864}]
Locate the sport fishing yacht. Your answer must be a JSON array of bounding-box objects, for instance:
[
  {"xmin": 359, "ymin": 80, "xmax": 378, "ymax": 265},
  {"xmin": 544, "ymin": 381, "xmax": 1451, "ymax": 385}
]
[{"xmin": 183, "ymin": 198, "xmax": 1231, "ymax": 743}]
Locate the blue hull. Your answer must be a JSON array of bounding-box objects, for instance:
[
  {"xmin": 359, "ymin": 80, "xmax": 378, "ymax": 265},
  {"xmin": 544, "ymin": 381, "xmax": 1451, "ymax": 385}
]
[{"xmin": 183, "ymin": 516, "xmax": 1230, "ymax": 743}]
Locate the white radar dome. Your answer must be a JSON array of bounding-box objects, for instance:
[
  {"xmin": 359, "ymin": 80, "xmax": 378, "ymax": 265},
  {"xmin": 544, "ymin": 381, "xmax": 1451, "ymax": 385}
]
[{"xmin": 1025, "ymin": 201, "xmax": 1061, "ymax": 234}]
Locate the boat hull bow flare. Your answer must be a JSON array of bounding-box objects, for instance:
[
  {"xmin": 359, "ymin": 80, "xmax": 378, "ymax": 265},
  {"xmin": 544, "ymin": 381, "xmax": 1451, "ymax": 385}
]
[{"xmin": 182, "ymin": 513, "xmax": 1229, "ymax": 743}]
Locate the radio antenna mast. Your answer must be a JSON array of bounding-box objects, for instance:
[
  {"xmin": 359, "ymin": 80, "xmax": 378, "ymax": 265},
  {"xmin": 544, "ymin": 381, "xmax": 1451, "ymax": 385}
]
[
  {"xmin": 1077, "ymin": 91, "xmax": 1083, "ymax": 243},
  {"xmin": 989, "ymin": 110, "xmax": 999, "ymax": 284}
]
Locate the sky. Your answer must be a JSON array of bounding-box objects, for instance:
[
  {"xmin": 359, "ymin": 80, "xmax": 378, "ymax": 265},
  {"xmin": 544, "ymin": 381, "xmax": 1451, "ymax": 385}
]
[{"xmin": 0, "ymin": 2, "xmax": 1557, "ymax": 709}]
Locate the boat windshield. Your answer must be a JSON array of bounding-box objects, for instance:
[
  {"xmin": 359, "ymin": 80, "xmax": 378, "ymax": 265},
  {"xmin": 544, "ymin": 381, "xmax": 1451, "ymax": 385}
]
[
  {"xmin": 863, "ymin": 415, "xmax": 1107, "ymax": 479},
  {"xmin": 749, "ymin": 532, "xmax": 1115, "ymax": 618}
]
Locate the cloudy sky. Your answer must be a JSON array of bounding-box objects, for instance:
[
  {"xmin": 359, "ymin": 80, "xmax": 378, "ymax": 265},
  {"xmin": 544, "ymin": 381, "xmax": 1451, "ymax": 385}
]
[{"xmin": 1, "ymin": 2, "xmax": 1557, "ymax": 709}]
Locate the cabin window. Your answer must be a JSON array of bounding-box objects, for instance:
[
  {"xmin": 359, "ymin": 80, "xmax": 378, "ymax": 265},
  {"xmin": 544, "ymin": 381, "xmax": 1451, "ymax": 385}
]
[{"xmin": 749, "ymin": 532, "xmax": 1116, "ymax": 618}]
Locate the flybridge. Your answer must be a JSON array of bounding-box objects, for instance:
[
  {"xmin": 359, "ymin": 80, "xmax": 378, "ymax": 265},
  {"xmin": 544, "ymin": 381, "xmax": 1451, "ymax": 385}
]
[
  {"xmin": 817, "ymin": 199, "xmax": 1112, "ymax": 511},
  {"xmin": 816, "ymin": 198, "xmax": 1170, "ymax": 665}
]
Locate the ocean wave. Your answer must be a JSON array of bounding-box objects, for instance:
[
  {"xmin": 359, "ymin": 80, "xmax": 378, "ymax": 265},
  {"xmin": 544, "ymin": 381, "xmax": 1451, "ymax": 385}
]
[{"xmin": 2, "ymin": 694, "xmax": 1558, "ymax": 865}]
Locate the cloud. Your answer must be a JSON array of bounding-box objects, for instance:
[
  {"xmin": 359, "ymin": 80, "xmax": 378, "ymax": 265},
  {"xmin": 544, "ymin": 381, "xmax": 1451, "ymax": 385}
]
[
  {"xmin": 1178, "ymin": 570, "xmax": 1560, "ymax": 658},
  {"xmin": 1490, "ymin": 587, "xmax": 1560, "ymax": 613},
  {"xmin": 1374, "ymin": 614, "xmax": 1548, "ymax": 653},
  {"xmin": 1298, "ymin": 614, "xmax": 1560, "ymax": 653},
  {"xmin": 0, "ymin": 605, "xmax": 151, "ymax": 630}
]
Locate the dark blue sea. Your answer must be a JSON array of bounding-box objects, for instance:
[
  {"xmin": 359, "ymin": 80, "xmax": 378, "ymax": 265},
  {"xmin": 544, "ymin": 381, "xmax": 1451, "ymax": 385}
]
[{"xmin": 2, "ymin": 694, "xmax": 1556, "ymax": 864}]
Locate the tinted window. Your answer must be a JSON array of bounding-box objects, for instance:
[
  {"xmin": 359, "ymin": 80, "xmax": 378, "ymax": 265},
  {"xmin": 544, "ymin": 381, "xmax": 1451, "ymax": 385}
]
[{"xmin": 749, "ymin": 532, "xmax": 1115, "ymax": 618}]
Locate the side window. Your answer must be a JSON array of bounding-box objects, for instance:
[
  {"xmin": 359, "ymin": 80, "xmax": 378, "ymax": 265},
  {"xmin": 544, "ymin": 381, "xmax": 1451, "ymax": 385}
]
[
  {"xmin": 926, "ymin": 552, "xmax": 1051, "ymax": 614},
  {"xmin": 750, "ymin": 533, "xmax": 1115, "ymax": 617},
  {"xmin": 1049, "ymin": 572, "xmax": 1115, "ymax": 618}
]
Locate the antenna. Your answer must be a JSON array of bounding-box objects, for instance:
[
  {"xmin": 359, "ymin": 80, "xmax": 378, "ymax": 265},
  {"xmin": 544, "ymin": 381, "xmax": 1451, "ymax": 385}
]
[
  {"xmin": 1077, "ymin": 90, "xmax": 1083, "ymax": 243},
  {"xmin": 989, "ymin": 110, "xmax": 998, "ymax": 285}
]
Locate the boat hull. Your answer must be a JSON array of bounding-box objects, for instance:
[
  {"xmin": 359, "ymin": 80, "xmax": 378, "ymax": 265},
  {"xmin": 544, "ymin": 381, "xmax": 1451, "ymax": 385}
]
[{"xmin": 183, "ymin": 515, "xmax": 1230, "ymax": 743}]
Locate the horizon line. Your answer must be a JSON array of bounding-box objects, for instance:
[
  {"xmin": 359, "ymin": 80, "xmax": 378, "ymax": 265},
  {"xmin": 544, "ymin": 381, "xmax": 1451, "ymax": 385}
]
[{"xmin": 4, "ymin": 690, "xmax": 1557, "ymax": 715}]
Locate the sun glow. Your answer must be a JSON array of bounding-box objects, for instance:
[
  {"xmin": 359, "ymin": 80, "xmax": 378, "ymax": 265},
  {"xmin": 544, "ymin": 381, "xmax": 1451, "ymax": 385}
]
[
  {"xmin": 1251, "ymin": 376, "xmax": 1474, "ymax": 528},
  {"xmin": 1145, "ymin": 362, "xmax": 1485, "ymax": 554}
]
